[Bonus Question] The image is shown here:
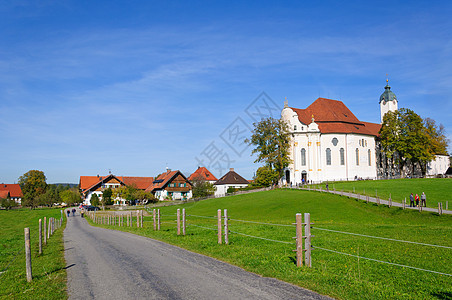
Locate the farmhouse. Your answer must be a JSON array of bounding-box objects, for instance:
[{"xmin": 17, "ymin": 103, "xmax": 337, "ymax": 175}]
[
  {"xmin": 281, "ymin": 80, "xmax": 450, "ymax": 184},
  {"xmin": 214, "ymin": 168, "xmax": 249, "ymax": 197},
  {"xmin": 188, "ymin": 166, "xmax": 218, "ymax": 184},
  {"xmin": 146, "ymin": 169, "xmax": 192, "ymax": 201},
  {"xmin": 79, "ymin": 175, "xmax": 154, "ymax": 205},
  {"xmin": 0, "ymin": 184, "xmax": 23, "ymax": 204}
]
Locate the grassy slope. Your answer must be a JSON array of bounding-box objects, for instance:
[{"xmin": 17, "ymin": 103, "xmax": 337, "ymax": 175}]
[
  {"xmin": 324, "ymin": 178, "xmax": 452, "ymax": 208},
  {"xmin": 0, "ymin": 209, "xmax": 67, "ymax": 300},
  {"xmin": 91, "ymin": 189, "xmax": 452, "ymax": 300}
]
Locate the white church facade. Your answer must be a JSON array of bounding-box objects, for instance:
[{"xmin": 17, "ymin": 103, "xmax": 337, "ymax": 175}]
[{"xmin": 281, "ymin": 81, "xmax": 449, "ymax": 184}]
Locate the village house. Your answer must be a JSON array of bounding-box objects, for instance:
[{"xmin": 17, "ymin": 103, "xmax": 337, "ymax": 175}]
[
  {"xmin": 146, "ymin": 169, "xmax": 192, "ymax": 200},
  {"xmin": 188, "ymin": 166, "xmax": 218, "ymax": 184},
  {"xmin": 213, "ymin": 168, "xmax": 249, "ymax": 197},
  {"xmin": 79, "ymin": 174, "xmax": 154, "ymax": 205},
  {"xmin": 0, "ymin": 184, "xmax": 23, "ymax": 204}
]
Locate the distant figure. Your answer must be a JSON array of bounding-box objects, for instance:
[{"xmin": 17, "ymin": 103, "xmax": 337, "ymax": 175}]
[
  {"xmin": 326, "ymin": 182, "xmax": 329, "ymax": 191},
  {"xmin": 67, "ymin": 210, "xmax": 70, "ymax": 218},
  {"xmin": 72, "ymin": 208, "xmax": 76, "ymax": 216},
  {"xmin": 409, "ymin": 193, "xmax": 414, "ymax": 207},
  {"xmin": 415, "ymin": 194, "xmax": 420, "ymax": 207},
  {"xmin": 421, "ymin": 192, "xmax": 426, "ymax": 207},
  {"xmin": 302, "ymin": 178, "xmax": 305, "ymax": 185},
  {"xmin": 80, "ymin": 208, "xmax": 85, "ymax": 218}
]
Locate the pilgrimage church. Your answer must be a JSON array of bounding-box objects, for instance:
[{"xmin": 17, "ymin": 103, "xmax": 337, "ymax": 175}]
[{"xmin": 281, "ymin": 80, "xmax": 450, "ymax": 184}]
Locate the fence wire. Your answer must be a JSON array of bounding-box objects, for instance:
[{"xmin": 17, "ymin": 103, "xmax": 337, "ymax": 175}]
[
  {"xmin": 229, "ymin": 230, "xmax": 294, "ymax": 245},
  {"xmin": 188, "ymin": 224, "xmax": 217, "ymax": 231},
  {"xmin": 312, "ymin": 245, "xmax": 452, "ymax": 277},
  {"xmin": 188, "ymin": 214, "xmax": 217, "ymax": 219},
  {"xmin": 312, "ymin": 227, "xmax": 452, "ymax": 249},
  {"xmin": 229, "ymin": 219, "xmax": 294, "ymax": 227}
]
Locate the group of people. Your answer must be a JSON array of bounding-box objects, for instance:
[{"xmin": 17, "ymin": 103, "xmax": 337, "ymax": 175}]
[
  {"xmin": 66, "ymin": 208, "xmax": 85, "ymax": 218},
  {"xmin": 409, "ymin": 192, "xmax": 427, "ymax": 207}
]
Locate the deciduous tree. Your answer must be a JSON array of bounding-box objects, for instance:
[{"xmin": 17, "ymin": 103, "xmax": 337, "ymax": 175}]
[
  {"xmin": 253, "ymin": 166, "xmax": 278, "ymax": 187},
  {"xmin": 246, "ymin": 117, "xmax": 291, "ymax": 184},
  {"xmin": 192, "ymin": 176, "xmax": 215, "ymax": 198},
  {"xmin": 18, "ymin": 170, "xmax": 47, "ymax": 209}
]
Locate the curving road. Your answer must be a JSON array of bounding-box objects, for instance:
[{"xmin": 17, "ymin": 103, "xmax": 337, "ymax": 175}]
[{"xmin": 64, "ymin": 212, "xmax": 330, "ymax": 300}]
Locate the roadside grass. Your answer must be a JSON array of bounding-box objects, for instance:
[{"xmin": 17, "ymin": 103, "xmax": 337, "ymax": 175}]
[
  {"xmin": 0, "ymin": 208, "xmax": 67, "ymax": 300},
  {"xmin": 318, "ymin": 178, "xmax": 452, "ymax": 208},
  {"xmin": 89, "ymin": 189, "xmax": 452, "ymax": 299}
]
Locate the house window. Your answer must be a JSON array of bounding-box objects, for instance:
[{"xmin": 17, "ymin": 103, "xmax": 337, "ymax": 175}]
[
  {"xmin": 294, "ymin": 125, "xmax": 297, "ymax": 130},
  {"xmin": 368, "ymin": 149, "xmax": 371, "ymax": 166},
  {"xmin": 301, "ymin": 148, "xmax": 306, "ymax": 166},
  {"xmin": 326, "ymin": 148, "xmax": 331, "ymax": 165},
  {"xmin": 356, "ymin": 148, "xmax": 359, "ymax": 166},
  {"xmin": 340, "ymin": 148, "xmax": 345, "ymax": 165},
  {"xmin": 180, "ymin": 183, "xmax": 185, "ymax": 187}
]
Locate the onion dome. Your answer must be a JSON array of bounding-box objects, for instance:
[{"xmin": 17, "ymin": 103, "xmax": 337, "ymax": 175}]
[{"xmin": 379, "ymin": 79, "xmax": 397, "ymax": 103}]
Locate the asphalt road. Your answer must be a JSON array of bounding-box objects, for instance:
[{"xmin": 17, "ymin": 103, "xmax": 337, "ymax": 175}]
[{"xmin": 64, "ymin": 211, "xmax": 330, "ymax": 300}]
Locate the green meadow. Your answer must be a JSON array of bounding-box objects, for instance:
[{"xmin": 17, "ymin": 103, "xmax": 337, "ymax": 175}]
[
  {"xmin": 91, "ymin": 188, "xmax": 452, "ymax": 299},
  {"xmin": 0, "ymin": 209, "xmax": 67, "ymax": 300},
  {"xmin": 320, "ymin": 178, "xmax": 452, "ymax": 209}
]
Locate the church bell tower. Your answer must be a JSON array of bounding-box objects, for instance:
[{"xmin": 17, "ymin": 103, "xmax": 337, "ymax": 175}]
[{"xmin": 379, "ymin": 78, "xmax": 398, "ymax": 123}]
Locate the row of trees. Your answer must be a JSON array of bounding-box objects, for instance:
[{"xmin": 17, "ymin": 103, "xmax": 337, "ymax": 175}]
[
  {"xmin": 379, "ymin": 108, "xmax": 449, "ymax": 176},
  {"xmin": 91, "ymin": 186, "xmax": 157, "ymax": 209}
]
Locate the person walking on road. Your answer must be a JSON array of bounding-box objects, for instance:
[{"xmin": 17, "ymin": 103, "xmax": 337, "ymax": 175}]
[
  {"xmin": 72, "ymin": 208, "xmax": 76, "ymax": 216},
  {"xmin": 67, "ymin": 209, "xmax": 70, "ymax": 218},
  {"xmin": 415, "ymin": 194, "xmax": 420, "ymax": 207},
  {"xmin": 421, "ymin": 192, "xmax": 427, "ymax": 207},
  {"xmin": 409, "ymin": 193, "xmax": 415, "ymax": 207}
]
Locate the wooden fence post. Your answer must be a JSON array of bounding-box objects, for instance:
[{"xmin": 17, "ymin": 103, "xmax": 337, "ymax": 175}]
[
  {"xmin": 446, "ymin": 201, "xmax": 449, "ymax": 210},
  {"xmin": 295, "ymin": 213, "xmax": 303, "ymax": 267},
  {"xmin": 43, "ymin": 217, "xmax": 47, "ymax": 245},
  {"xmin": 438, "ymin": 203, "xmax": 442, "ymax": 215},
  {"xmin": 47, "ymin": 218, "xmax": 51, "ymax": 239},
  {"xmin": 177, "ymin": 209, "xmax": 181, "ymax": 235},
  {"xmin": 38, "ymin": 219, "xmax": 42, "ymax": 255},
  {"xmin": 130, "ymin": 212, "xmax": 132, "ymax": 227},
  {"xmin": 366, "ymin": 195, "xmax": 369, "ymax": 203},
  {"xmin": 137, "ymin": 210, "xmax": 140, "ymax": 228},
  {"xmin": 141, "ymin": 210, "xmax": 143, "ymax": 228},
  {"xmin": 157, "ymin": 209, "xmax": 160, "ymax": 231},
  {"xmin": 403, "ymin": 197, "xmax": 406, "ymax": 209},
  {"xmin": 153, "ymin": 209, "xmax": 156, "ymax": 230},
  {"xmin": 224, "ymin": 209, "xmax": 228, "ymax": 245},
  {"xmin": 182, "ymin": 208, "xmax": 186, "ymax": 236},
  {"xmin": 217, "ymin": 209, "xmax": 222, "ymax": 244},
  {"xmin": 24, "ymin": 227, "xmax": 32, "ymax": 282},
  {"xmin": 304, "ymin": 213, "xmax": 312, "ymax": 268},
  {"xmin": 389, "ymin": 197, "xmax": 392, "ymax": 207}
]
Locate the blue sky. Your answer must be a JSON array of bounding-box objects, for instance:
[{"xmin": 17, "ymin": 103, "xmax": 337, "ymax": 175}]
[{"xmin": 0, "ymin": 1, "xmax": 451, "ymax": 184}]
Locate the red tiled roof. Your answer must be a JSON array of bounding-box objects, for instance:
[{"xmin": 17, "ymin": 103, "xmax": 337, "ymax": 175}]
[
  {"xmin": 188, "ymin": 167, "xmax": 218, "ymax": 181},
  {"xmin": 79, "ymin": 176, "xmax": 107, "ymax": 190},
  {"xmin": 118, "ymin": 177, "xmax": 154, "ymax": 190},
  {"xmin": 290, "ymin": 98, "xmax": 381, "ymax": 137},
  {"xmin": 146, "ymin": 170, "xmax": 178, "ymax": 192},
  {"xmin": 0, "ymin": 184, "xmax": 22, "ymax": 198},
  {"xmin": 0, "ymin": 190, "xmax": 10, "ymax": 199}
]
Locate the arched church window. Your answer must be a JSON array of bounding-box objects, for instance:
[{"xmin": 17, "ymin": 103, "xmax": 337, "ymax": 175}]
[
  {"xmin": 301, "ymin": 148, "xmax": 306, "ymax": 166},
  {"xmin": 340, "ymin": 148, "xmax": 345, "ymax": 165},
  {"xmin": 368, "ymin": 149, "xmax": 371, "ymax": 166},
  {"xmin": 356, "ymin": 148, "xmax": 359, "ymax": 166},
  {"xmin": 326, "ymin": 148, "xmax": 331, "ymax": 165}
]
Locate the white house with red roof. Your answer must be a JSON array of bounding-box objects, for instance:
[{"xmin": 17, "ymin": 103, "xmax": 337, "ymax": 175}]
[
  {"xmin": 79, "ymin": 174, "xmax": 154, "ymax": 205},
  {"xmin": 188, "ymin": 167, "xmax": 218, "ymax": 184},
  {"xmin": 146, "ymin": 169, "xmax": 192, "ymax": 200},
  {"xmin": 0, "ymin": 184, "xmax": 23, "ymax": 204}
]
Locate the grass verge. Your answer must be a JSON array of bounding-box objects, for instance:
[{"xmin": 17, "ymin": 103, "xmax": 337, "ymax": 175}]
[
  {"xmin": 88, "ymin": 189, "xmax": 452, "ymax": 299},
  {"xmin": 0, "ymin": 208, "xmax": 67, "ymax": 300}
]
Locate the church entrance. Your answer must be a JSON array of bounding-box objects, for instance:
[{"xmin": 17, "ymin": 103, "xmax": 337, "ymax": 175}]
[
  {"xmin": 301, "ymin": 171, "xmax": 307, "ymax": 184},
  {"xmin": 285, "ymin": 170, "xmax": 291, "ymax": 185}
]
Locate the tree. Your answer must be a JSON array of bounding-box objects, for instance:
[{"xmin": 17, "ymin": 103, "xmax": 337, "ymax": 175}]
[
  {"xmin": 134, "ymin": 190, "xmax": 157, "ymax": 204},
  {"xmin": 102, "ymin": 188, "xmax": 113, "ymax": 205},
  {"xmin": 90, "ymin": 193, "xmax": 100, "ymax": 207},
  {"xmin": 246, "ymin": 117, "xmax": 291, "ymax": 184},
  {"xmin": 253, "ymin": 166, "xmax": 278, "ymax": 187},
  {"xmin": 379, "ymin": 108, "xmax": 447, "ymax": 176},
  {"xmin": 0, "ymin": 196, "xmax": 17, "ymax": 210},
  {"xmin": 18, "ymin": 170, "xmax": 47, "ymax": 209},
  {"xmin": 191, "ymin": 176, "xmax": 215, "ymax": 198},
  {"xmin": 60, "ymin": 188, "xmax": 80, "ymax": 206}
]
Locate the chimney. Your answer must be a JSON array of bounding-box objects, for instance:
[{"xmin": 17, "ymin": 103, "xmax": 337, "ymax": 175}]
[
  {"xmin": 97, "ymin": 174, "xmax": 99, "ymax": 178},
  {"xmin": 167, "ymin": 168, "xmax": 171, "ymax": 174},
  {"xmin": 230, "ymin": 168, "xmax": 234, "ymax": 172}
]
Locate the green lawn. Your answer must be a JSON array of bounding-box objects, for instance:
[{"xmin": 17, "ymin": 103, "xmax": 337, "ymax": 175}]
[
  {"xmin": 319, "ymin": 178, "xmax": 452, "ymax": 209},
  {"xmin": 0, "ymin": 208, "xmax": 67, "ymax": 300},
  {"xmin": 89, "ymin": 189, "xmax": 452, "ymax": 300}
]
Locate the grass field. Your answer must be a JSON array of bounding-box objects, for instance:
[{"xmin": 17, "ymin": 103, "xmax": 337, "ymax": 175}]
[
  {"xmin": 89, "ymin": 189, "xmax": 452, "ymax": 299},
  {"xmin": 316, "ymin": 178, "xmax": 452, "ymax": 209},
  {"xmin": 0, "ymin": 208, "xmax": 67, "ymax": 300}
]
